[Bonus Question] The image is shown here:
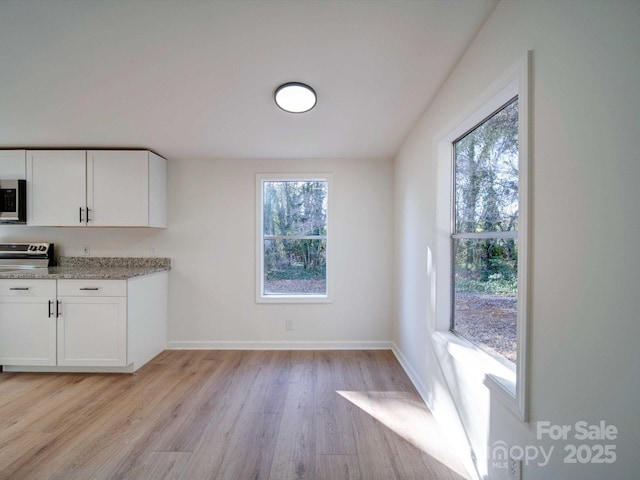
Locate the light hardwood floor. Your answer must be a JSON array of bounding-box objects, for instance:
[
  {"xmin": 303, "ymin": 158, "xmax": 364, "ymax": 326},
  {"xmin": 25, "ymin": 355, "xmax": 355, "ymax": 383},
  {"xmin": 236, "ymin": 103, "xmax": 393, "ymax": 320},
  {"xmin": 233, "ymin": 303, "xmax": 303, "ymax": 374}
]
[{"xmin": 0, "ymin": 350, "xmax": 470, "ymax": 480}]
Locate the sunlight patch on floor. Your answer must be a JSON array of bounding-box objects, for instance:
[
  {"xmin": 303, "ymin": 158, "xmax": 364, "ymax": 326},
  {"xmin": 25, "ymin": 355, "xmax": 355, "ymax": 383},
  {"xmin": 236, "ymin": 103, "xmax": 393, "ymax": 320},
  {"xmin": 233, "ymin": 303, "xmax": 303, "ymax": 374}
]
[{"xmin": 337, "ymin": 390, "xmax": 469, "ymax": 478}]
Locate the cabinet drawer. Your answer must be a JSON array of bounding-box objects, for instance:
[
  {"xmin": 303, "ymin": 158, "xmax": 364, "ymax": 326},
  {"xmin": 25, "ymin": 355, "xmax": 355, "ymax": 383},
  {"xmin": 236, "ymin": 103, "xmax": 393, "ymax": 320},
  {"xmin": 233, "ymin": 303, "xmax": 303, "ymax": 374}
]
[
  {"xmin": 0, "ymin": 279, "xmax": 56, "ymax": 297},
  {"xmin": 57, "ymin": 280, "xmax": 126, "ymax": 297}
]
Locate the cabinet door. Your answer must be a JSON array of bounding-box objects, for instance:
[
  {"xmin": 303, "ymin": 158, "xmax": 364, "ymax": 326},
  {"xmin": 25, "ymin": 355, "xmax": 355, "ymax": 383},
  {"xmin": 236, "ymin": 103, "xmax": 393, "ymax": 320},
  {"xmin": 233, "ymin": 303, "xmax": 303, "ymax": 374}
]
[
  {"xmin": 87, "ymin": 150, "xmax": 149, "ymax": 226},
  {"xmin": 27, "ymin": 150, "xmax": 87, "ymax": 226},
  {"xmin": 57, "ymin": 296, "xmax": 127, "ymax": 367},
  {"xmin": 0, "ymin": 296, "xmax": 56, "ymax": 366}
]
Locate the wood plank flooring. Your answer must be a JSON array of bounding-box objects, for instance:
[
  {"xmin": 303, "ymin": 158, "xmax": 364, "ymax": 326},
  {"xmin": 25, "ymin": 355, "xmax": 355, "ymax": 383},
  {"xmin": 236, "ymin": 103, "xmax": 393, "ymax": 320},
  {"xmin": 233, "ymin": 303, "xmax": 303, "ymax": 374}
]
[{"xmin": 0, "ymin": 350, "xmax": 470, "ymax": 480}]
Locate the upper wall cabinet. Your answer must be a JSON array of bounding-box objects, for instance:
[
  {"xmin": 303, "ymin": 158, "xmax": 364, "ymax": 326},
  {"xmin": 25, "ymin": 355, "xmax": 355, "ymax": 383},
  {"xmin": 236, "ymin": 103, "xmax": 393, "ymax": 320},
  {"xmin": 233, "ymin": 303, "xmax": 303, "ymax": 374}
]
[
  {"xmin": 0, "ymin": 150, "xmax": 26, "ymax": 179},
  {"xmin": 26, "ymin": 150, "xmax": 167, "ymax": 228},
  {"xmin": 27, "ymin": 150, "xmax": 87, "ymax": 226},
  {"xmin": 87, "ymin": 151, "xmax": 166, "ymax": 227}
]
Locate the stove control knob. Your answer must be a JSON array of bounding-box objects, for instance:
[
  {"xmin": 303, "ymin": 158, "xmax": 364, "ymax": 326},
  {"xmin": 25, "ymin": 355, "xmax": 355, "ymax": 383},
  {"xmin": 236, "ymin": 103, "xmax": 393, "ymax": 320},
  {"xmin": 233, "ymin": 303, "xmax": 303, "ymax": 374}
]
[
  {"xmin": 38, "ymin": 245, "xmax": 47, "ymax": 252},
  {"xmin": 28, "ymin": 244, "xmax": 37, "ymax": 251}
]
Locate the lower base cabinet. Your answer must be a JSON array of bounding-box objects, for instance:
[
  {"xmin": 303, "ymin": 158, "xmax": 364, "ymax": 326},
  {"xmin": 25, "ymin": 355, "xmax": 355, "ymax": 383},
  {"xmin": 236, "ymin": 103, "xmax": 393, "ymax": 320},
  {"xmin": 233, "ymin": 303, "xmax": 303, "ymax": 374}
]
[
  {"xmin": 0, "ymin": 280, "xmax": 57, "ymax": 366},
  {"xmin": 0, "ymin": 272, "xmax": 167, "ymax": 373},
  {"xmin": 57, "ymin": 284, "xmax": 127, "ymax": 367}
]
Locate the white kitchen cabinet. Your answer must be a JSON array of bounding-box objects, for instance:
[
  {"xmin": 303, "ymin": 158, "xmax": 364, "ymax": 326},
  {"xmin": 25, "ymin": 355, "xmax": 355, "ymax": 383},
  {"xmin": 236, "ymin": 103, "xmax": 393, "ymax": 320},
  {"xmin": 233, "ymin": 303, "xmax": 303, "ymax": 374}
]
[
  {"xmin": 57, "ymin": 281, "xmax": 127, "ymax": 367},
  {"xmin": 87, "ymin": 150, "xmax": 167, "ymax": 227},
  {"xmin": 0, "ymin": 150, "xmax": 26, "ymax": 179},
  {"xmin": 0, "ymin": 280, "xmax": 57, "ymax": 366},
  {"xmin": 1, "ymin": 272, "xmax": 168, "ymax": 373},
  {"xmin": 26, "ymin": 149, "xmax": 167, "ymax": 227},
  {"xmin": 27, "ymin": 150, "xmax": 87, "ymax": 226}
]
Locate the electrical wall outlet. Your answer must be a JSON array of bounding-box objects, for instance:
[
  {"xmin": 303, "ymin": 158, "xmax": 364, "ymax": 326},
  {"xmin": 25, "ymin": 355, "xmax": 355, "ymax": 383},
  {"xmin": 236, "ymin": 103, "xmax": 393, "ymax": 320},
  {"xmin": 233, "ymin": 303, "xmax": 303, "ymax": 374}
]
[
  {"xmin": 82, "ymin": 245, "xmax": 90, "ymax": 256},
  {"xmin": 508, "ymin": 455, "xmax": 522, "ymax": 480},
  {"xmin": 285, "ymin": 319, "xmax": 293, "ymax": 331}
]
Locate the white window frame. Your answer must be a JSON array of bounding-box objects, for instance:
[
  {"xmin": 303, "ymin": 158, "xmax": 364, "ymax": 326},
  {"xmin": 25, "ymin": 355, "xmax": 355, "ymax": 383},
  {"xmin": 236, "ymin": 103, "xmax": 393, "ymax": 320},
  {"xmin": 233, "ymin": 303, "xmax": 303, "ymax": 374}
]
[
  {"xmin": 434, "ymin": 53, "xmax": 530, "ymax": 421},
  {"xmin": 256, "ymin": 173, "xmax": 332, "ymax": 304}
]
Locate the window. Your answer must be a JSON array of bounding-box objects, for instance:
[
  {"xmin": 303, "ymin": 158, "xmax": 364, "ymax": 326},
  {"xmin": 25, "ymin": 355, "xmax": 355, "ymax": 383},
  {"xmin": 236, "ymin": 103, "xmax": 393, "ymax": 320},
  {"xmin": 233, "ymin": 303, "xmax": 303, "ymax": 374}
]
[
  {"xmin": 256, "ymin": 174, "xmax": 330, "ymax": 303},
  {"xmin": 452, "ymin": 98, "xmax": 519, "ymax": 364},
  {"xmin": 435, "ymin": 53, "xmax": 530, "ymax": 420}
]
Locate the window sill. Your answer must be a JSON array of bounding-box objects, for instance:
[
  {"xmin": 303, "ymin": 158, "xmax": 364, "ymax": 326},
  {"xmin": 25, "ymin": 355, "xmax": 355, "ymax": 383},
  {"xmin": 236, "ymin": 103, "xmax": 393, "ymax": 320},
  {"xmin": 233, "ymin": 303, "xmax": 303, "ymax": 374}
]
[
  {"xmin": 432, "ymin": 331, "xmax": 525, "ymax": 421},
  {"xmin": 256, "ymin": 295, "xmax": 332, "ymax": 304},
  {"xmin": 483, "ymin": 372, "xmax": 522, "ymax": 420}
]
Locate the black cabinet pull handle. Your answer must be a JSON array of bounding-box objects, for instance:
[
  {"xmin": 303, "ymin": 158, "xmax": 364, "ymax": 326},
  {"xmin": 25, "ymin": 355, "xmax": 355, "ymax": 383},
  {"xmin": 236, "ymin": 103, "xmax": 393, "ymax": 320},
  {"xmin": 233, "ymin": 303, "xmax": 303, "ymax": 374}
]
[
  {"xmin": 9, "ymin": 287, "xmax": 30, "ymax": 291},
  {"xmin": 86, "ymin": 208, "xmax": 91, "ymax": 222},
  {"xmin": 56, "ymin": 300, "xmax": 61, "ymax": 318},
  {"xmin": 79, "ymin": 287, "xmax": 99, "ymax": 291},
  {"xmin": 79, "ymin": 207, "xmax": 83, "ymax": 223},
  {"xmin": 48, "ymin": 300, "xmax": 53, "ymax": 318}
]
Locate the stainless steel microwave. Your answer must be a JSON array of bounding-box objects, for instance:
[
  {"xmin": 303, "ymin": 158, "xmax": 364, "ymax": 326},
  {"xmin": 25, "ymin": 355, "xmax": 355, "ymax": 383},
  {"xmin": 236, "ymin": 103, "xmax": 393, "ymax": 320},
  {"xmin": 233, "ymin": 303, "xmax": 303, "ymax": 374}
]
[{"xmin": 0, "ymin": 179, "xmax": 26, "ymax": 224}]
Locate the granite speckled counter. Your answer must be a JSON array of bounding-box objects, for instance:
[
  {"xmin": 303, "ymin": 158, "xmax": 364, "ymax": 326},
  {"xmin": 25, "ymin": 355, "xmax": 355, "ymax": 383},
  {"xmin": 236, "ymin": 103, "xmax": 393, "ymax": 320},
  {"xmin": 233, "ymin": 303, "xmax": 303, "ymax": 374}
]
[{"xmin": 0, "ymin": 257, "xmax": 171, "ymax": 280}]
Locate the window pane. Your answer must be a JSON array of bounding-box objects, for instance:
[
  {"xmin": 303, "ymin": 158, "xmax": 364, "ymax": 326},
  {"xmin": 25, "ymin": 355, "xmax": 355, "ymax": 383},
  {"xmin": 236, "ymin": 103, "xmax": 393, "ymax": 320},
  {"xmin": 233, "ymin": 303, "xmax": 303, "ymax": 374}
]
[
  {"xmin": 263, "ymin": 181, "xmax": 327, "ymax": 236},
  {"xmin": 264, "ymin": 239, "xmax": 326, "ymax": 295},
  {"xmin": 453, "ymin": 237, "xmax": 517, "ymax": 363},
  {"xmin": 454, "ymin": 99, "xmax": 519, "ymax": 234}
]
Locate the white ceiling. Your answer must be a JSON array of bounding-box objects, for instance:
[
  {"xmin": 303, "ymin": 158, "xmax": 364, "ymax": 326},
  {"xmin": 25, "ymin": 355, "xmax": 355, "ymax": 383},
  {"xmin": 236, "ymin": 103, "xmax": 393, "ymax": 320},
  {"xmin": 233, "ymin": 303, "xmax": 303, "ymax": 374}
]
[{"xmin": 0, "ymin": 0, "xmax": 497, "ymax": 161}]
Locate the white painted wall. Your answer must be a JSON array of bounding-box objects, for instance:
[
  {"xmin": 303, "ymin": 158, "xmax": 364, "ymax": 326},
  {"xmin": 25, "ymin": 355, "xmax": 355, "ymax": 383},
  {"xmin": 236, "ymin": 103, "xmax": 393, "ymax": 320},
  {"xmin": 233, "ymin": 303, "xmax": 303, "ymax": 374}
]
[
  {"xmin": 0, "ymin": 157, "xmax": 394, "ymax": 347},
  {"xmin": 166, "ymin": 157, "xmax": 393, "ymax": 346},
  {"xmin": 393, "ymin": 1, "xmax": 640, "ymax": 479}
]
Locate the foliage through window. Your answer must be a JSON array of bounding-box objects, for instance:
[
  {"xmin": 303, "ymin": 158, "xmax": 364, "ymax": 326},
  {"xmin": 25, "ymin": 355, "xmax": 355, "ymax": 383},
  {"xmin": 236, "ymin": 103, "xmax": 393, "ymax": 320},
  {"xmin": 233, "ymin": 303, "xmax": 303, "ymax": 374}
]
[
  {"xmin": 260, "ymin": 178, "xmax": 328, "ymax": 298},
  {"xmin": 452, "ymin": 98, "xmax": 519, "ymax": 363}
]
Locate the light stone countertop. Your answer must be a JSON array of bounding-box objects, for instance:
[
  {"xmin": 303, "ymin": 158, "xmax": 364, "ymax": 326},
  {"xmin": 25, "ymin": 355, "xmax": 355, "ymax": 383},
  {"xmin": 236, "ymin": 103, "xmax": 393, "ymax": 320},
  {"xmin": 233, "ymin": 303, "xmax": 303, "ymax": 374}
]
[{"xmin": 0, "ymin": 257, "xmax": 171, "ymax": 280}]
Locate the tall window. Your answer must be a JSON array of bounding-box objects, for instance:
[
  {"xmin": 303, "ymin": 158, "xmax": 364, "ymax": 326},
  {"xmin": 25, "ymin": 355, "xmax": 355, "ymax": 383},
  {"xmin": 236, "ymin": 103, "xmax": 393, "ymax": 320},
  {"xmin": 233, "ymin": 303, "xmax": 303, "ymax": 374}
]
[
  {"xmin": 452, "ymin": 98, "xmax": 519, "ymax": 364},
  {"xmin": 437, "ymin": 54, "xmax": 529, "ymax": 420},
  {"xmin": 256, "ymin": 174, "xmax": 329, "ymax": 302}
]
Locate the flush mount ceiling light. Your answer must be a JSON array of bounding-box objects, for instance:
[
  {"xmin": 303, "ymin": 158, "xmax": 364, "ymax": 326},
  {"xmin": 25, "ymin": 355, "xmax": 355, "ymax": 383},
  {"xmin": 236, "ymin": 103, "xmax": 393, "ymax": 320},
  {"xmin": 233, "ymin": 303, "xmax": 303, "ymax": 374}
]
[{"xmin": 274, "ymin": 82, "xmax": 317, "ymax": 113}]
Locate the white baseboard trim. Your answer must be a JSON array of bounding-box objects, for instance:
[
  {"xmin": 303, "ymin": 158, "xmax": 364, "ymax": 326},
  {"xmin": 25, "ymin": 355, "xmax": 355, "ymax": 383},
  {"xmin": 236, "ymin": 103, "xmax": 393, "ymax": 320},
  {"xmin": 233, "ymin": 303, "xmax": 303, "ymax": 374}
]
[
  {"xmin": 167, "ymin": 340, "xmax": 394, "ymax": 350},
  {"xmin": 390, "ymin": 343, "xmax": 433, "ymax": 408}
]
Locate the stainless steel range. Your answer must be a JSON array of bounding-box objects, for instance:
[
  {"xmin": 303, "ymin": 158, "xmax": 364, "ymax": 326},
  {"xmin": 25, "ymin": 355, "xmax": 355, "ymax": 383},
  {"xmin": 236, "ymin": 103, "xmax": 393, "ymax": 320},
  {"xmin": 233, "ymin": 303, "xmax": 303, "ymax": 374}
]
[{"xmin": 0, "ymin": 243, "xmax": 55, "ymax": 272}]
